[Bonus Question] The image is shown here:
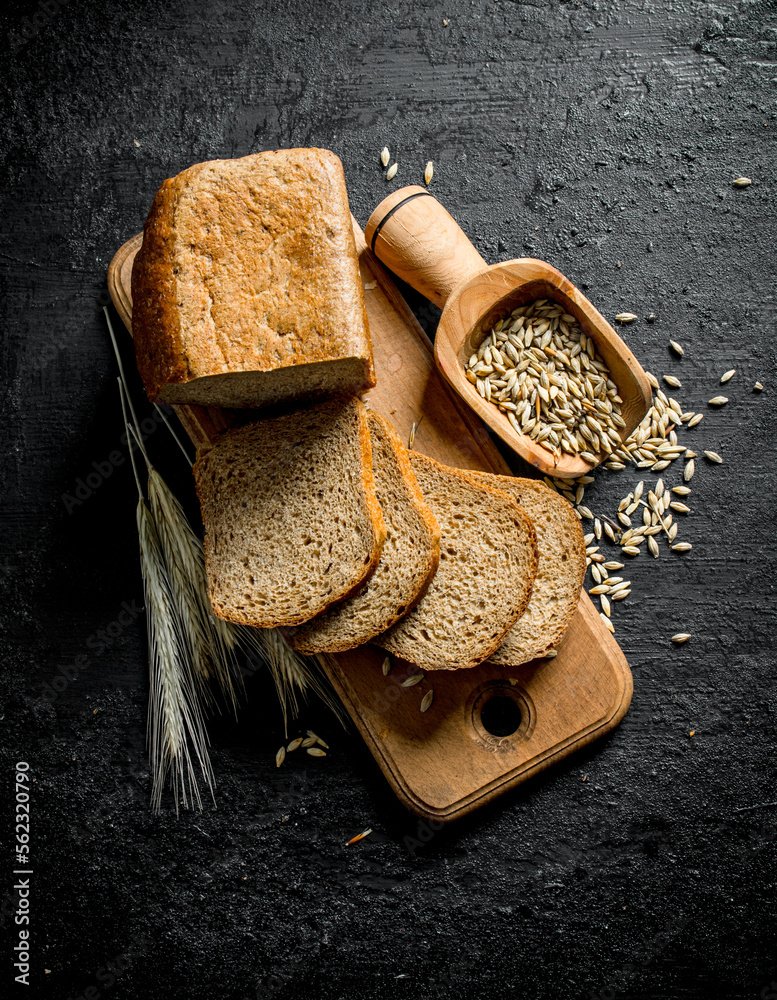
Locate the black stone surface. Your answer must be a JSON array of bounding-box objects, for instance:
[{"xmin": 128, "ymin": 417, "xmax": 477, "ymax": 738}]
[{"xmin": 2, "ymin": 1, "xmax": 776, "ymax": 998}]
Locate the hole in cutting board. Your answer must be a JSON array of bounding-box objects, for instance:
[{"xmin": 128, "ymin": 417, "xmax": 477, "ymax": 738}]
[
  {"xmin": 466, "ymin": 680, "xmax": 535, "ymax": 751},
  {"xmin": 480, "ymin": 695, "xmax": 522, "ymax": 737}
]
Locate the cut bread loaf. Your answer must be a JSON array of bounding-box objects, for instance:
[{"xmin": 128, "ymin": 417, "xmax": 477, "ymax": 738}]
[
  {"xmin": 377, "ymin": 454, "xmax": 538, "ymax": 671},
  {"xmin": 467, "ymin": 472, "xmax": 587, "ymax": 665},
  {"xmin": 132, "ymin": 148, "xmax": 376, "ymax": 408},
  {"xmin": 285, "ymin": 412, "xmax": 441, "ymax": 653},
  {"xmin": 193, "ymin": 397, "xmax": 386, "ymax": 628}
]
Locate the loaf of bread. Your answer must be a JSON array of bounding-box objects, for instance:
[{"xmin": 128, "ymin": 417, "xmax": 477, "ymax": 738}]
[
  {"xmin": 285, "ymin": 412, "xmax": 441, "ymax": 653},
  {"xmin": 377, "ymin": 453, "xmax": 538, "ymax": 671},
  {"xmin": 467, "ymin": 472, "xmax": 586, "ymax": 664},
  {"xmin": 193, "ymin": 397, "xmax": 386, "ymax": 628},
  {"xmin": 132, "ymin": 149, "xmax": 376, "ymax": 408}
]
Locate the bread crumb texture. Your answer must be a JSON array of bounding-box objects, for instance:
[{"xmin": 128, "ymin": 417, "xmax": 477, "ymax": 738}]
[{"xmin": 194, "ymin": 397, "xmax": 385, "ymax": 628}]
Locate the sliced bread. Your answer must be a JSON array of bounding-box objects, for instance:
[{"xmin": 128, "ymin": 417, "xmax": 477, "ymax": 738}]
[
  {"xmin": 467, "ymin": 472, "xmax": 587, "ymax": 665},
  {"xmin": 285, "ymin": 412, "xmax": 441, "ymax": 653},
  {"xmin": 193, "ymin": 397, "xmax": 386, "ymax": 628},
  {"xmin": 132, "ymin": 149, "xmax": 376, "ymax": 409},
  {"xmin": 377, "ymin": 454, "xmax": 538, "ymax": 671}
]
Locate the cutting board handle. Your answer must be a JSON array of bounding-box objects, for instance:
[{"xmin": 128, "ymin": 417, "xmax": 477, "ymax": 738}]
[{"xmin": 365, "ymin": 186, "xmax": 487, "ymax": 310}]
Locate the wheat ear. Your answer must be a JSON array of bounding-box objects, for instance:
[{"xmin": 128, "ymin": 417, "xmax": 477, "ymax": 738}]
[
  {"xmin": 147, "ymin": 468, "xmax": 240, "ymax": 713},
  {"xmin": 234, "ymin": 626, "xmax": 346, "ymax": 736},
  {"xmin": 138, "ymin": 498, "xmax": 214, "ymax": 812},
  {"xmin": 118, "ymin": 383, "xmax": 214, "ymax": 811}
]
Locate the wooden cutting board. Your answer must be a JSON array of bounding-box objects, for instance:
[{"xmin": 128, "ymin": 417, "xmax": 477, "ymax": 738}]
[{"xmin": 108, "ymin": 223, "xmax": 632, "ymax": 823}]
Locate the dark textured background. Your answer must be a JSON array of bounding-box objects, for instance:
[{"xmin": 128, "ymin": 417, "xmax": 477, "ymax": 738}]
[{"xmin": 1, "ymin": 1, "xmax": 776, "ymax": 998}]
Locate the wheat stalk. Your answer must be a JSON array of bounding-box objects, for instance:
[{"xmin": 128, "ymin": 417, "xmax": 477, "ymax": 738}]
[
  {"xmin": 147, "ymin": 467, "xmax": 240, "ymax": 712},
  {"xmin": 137, "ymin": 497, "xmax": 214, "ymax": 811},
  {"xmin": 117, "ymin": 381, "xmax": 214, "ymax": 812}
]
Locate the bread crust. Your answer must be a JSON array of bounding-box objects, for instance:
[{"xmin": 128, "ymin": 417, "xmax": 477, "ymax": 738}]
[{"xmin": 132, "ymin": 148, "xmax": 376, "ymax": 406}]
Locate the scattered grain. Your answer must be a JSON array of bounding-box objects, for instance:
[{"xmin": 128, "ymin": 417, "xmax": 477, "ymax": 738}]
[{"xmin": 346, "ymin": 828, "xmax": 373, "ymax": 845}]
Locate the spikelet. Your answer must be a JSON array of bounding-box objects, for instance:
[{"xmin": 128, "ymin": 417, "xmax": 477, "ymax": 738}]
[
  {"xmin": 147, "ymin": 468, "xmax": 239, "ymax": 711},
  {"xmin": 137, "ymin": 497, "xmax": 214, "ymax": 811}
]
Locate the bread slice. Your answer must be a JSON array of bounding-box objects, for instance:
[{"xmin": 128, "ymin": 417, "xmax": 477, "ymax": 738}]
[
  {"xmin": 132, "ymin": 148, "xmax": 376, "ymax": 408},
  {"xmin": 193, "ymin": 398, "xmax": 386, "ymax": 628},
  {"xmin": 285, "ymin": 412, "xmax": 441, "ymax": 653},
  {"xmin": 467, "ymin": 472, "xmax": 587, "ymax": 665},
  {"xmin": 377, "ymin": 454, "xmax": 538, "ymax": 671}
]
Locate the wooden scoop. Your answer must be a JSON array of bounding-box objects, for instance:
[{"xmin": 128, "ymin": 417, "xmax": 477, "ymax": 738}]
[{"xmin": 365, "ymin": 186, "xmax": 652, "ymax": 476}]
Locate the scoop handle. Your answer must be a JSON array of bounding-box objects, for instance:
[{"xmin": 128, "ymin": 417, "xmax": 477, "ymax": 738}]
[{"xmin": 365, "ymin": 186, "xmax": 487, "ymax": 309}]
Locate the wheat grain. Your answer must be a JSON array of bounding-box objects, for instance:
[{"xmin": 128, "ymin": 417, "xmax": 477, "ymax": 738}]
[
  {"xmin": 424, "ymin": 161, "xmax": 434, "ymax": 185},
  {"xmin": 346, "ymin": 828, "xmax": 373, "ymax": 846},
  {"xmin": 720, "ymin": 369, "xmax": 735, "ymax": 383},
  {"xmin": 380, "ymin": 146, "xmax": 390, "ymax": 167},
  {"xmin": 386, "ymin": 163, "xmax": 398, "ymax": 180}
]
